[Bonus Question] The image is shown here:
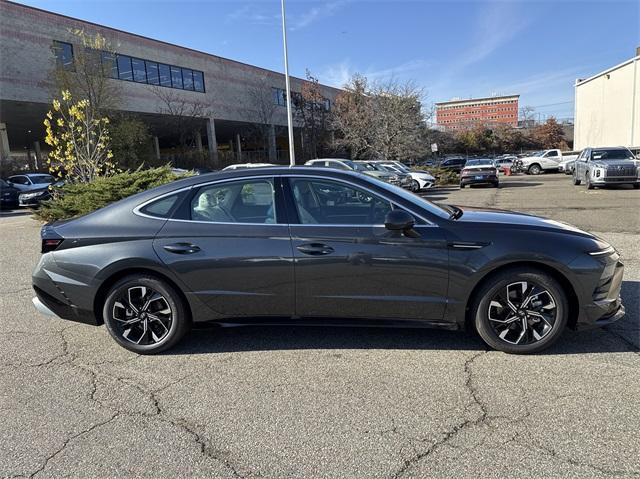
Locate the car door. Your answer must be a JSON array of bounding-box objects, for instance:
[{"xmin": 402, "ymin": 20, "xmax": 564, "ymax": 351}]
[
  {"xmin": 153, "ymin": 176, "xmax": 294, "ymax": 319},
  {"xmin": 285, "ymin": 176, "xmax": 449, "ymax": 321},
  {"xmin": 543, "ymin": 150, "xmax": 559, "ymax": 168}
]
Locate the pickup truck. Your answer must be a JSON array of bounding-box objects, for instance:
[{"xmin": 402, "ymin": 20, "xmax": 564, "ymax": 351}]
[{"xmin": 520, "ymin": 149, "xmax": 578, "ymax": 175}]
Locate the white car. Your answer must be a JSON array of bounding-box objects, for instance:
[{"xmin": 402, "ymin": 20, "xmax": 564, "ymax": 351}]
[
  {"xmin": 223, "ymin": 163, "xmax": 275, "ymax": 170},
  {"xmin": 7, "ymin": 173, "xmax": 55, "ymax": 192},
  {"xmin": 520, "ymin": 149, "xmax": 578, "ymax": 175},
  {"xmin": 380, "ymin": 161, "xmax": 435, "ymax": 191}
]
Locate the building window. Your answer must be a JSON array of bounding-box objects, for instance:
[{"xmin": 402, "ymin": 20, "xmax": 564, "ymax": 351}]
[
  {"xmin": 182, "ymin": 68, "xmax": 194, "ymax": 90},
  {"xmin": 193, "ymin": 71, "xmax": 205, "ymax": 92},
  {"xmin": 117, "ymin": 55, "xmax": 133, "ymax": 81},
  {"xmin": 273, "ymin": 87, "xmax": 287, "ymax": 106},
  {"xmin": 146, "ymin": 61, "xmax": 159, "ymax": 85},
  {"xmin": 131, "ymin": 57, "xmax": 147, "ymax": 83},
  {"xmin": 159, "ymin": 64, "xmax": 172, "ymax": 87},
  {"xmin": 53, "ymin": 41, "xmax": 74, "ymax": 70},
  {"xmin": 170, "ymin": 66, "xmax": 183, "ymax": 89}
]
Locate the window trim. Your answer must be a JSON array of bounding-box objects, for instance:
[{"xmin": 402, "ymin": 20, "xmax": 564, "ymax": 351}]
[{"xmin": 133, "ymin": 174, "xmax": 436, "ymax": 226}]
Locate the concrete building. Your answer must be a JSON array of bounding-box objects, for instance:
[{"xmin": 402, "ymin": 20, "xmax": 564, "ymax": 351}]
[
  {"xmin": 435, "ymin": 95, "xmax": 519, "ymax": 130},
  {"xmin": 574, "ymin": 50, "xmax": 640, "ymax": 150},
  {"xmin": 0, "ymin": 0, "xmax": 340, "ymax": 168}
]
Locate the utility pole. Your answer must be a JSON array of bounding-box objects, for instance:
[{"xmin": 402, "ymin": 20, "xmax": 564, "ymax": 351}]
[{"xmin": 281, "ymin": 0, "xmax": 296, "ymax": 166}]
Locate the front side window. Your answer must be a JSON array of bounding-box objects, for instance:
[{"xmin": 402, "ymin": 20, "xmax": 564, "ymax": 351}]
[
  {"xmin": 547, "ymin": 151, "xmax": 558, "ymax": 157},
  {"xmin": 9, "ymin": 176, "xmax": 29, "ymax": 185},
  {"xmin": 191, "ymin": 179, "xmax": 276, "ymax": 224},
  {"xmin": 290, "ymin": 178, "xmax": 392, "ymax": 225},
  {"xmin": 53, "ymin": 41, "xmax": 74, "ymax": 70}
]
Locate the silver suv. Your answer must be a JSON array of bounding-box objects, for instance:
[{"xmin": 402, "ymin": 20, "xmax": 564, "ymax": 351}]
[{"xmin": 573, "ymin": 147, "xmax": 639, "ymax": 189}]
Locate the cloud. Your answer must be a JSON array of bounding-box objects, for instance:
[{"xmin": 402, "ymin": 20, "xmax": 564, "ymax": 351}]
[
  {"xmin": 319, "ymin": 58, "xmax": 429, "ymax": 88},
  {"xmin": 225, "ymin": 1, "xmax": 349, "ymax": 30}
]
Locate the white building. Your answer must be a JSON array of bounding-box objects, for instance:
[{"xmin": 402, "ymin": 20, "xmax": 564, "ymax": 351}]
[{"xmin": 574, "ymin": 50, "xmax": 640, "ymax": 150}]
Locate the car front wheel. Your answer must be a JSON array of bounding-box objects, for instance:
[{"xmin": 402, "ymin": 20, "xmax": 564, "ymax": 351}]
[
  {"xmin": 471, "ymin": 268, "xmax": 568, "ymax": 354},
  {"xmin": 103, "ymin": 275, "xmax": 190, "ymax": 354},
  {"xmin": 411, "ymin": 180, "xmax": 420, "ymax": 192},
  {"xmin": 572, "ymin": 174, "xmax": 581, "ymax": 185}
]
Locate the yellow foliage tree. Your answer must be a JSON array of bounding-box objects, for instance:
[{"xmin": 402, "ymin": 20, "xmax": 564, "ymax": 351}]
[{"xmin": 44, "ymin": 90, "xmax": 116, "ymax": 182}]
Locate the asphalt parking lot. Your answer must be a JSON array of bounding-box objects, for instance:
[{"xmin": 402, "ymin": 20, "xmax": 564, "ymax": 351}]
[{"xmin": 1, "ymin": 173, "xmax": 638, "ymax": 479}]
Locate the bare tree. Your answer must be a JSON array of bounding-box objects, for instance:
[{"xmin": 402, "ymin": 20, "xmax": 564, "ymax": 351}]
[
  {"xmin": 293, "ymin": 70, "xmax": 332, "ymax": 161},
  {"xmin": 519, "ymin": 105, "xmax": 536, "ymax": 127},
  {"xmin": 149, "ymin": 86, "xmax": 212, "ymax": 150},
  {"xmin": 240, "ymin": 77, "xmax": 280, "ymax": 158},
  {"xmin": 332, "ymin": 74, "xmax": 427, "ymax": 162}
]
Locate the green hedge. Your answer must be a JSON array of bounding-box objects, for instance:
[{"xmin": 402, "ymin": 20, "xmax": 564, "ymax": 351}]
[
  {"xmin": 34, "ymin": 166, "xmax": 188, "ymax": 223},
  {"xmin": 413, "ymin": 166, "xmax": 459, "ymax": 185}
]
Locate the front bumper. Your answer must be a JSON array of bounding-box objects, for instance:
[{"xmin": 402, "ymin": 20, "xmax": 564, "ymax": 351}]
[{"xmin": 591, "ymin": 177, "xmax": 640, "ymax": 185}]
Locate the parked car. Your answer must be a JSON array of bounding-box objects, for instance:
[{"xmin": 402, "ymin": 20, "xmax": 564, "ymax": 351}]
[
  {"xmin": 32, "ymin": 167, "xmax": 624, "ymax": 355},
  {"xmin": 18, "ymin": 180, "xmax": 65, "ymax": 207},
  {"xmin": 573, "ymin": 147, "xmax": 640, "ymax": 189},
  {"xmin": 439, "ymin": 158, "xmax": 466, "ymax": 173},
  {"xmin": 520, "ymin": 149, "xmax": 578, "ymax": 175},
  {"xmin": 558, "ymin": 158, "xmax": 576, "ymax": 175},
  {"xmin": 379, "ymin": 161, "xmax": 435, "ymax": 191},
  {"xmin": 493, "ymin": 157, "xmax": 515, "ymax": 173},
  {"xmin": 460, "ymin": 159, "xmax": 499, "ymax": 188},
  {"xmin": 0, "ymin": 179, "xmax": 19, "ymax": 209},
  {"xmin": 307, "ymin": 159, "xmax": 402, "ymax": 186},
  {"xmin": 7, "ymin": 173, "xmax": 55, "ymax": 192},
  {"xmin": 222, "ymin": 163, "xmax": 275, "ymax": 170},
  {"xmin": 363, "ymin": 161, "xmax": 412, "ymax": 189}
]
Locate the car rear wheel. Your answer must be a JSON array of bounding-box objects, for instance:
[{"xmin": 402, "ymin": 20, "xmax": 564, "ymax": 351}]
[
  {"xmin": 103, "ymin": 275, "xmax": 190, "ymax": 354},
  {"xmin": 472, "ymin": 268, "xmax": 568, "ymax": 354},
  {"xmin": 528, "ymin": 164, "xmax": 542, "ymax": 175}
]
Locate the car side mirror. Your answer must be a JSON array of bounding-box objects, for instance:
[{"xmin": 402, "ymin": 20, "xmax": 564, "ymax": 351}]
[{"xmin": 384, "ymin": 209, "xmax": 419, "ymax": 237}]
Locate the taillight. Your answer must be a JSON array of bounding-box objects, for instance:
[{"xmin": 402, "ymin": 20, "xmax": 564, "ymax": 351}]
[{"xmin": 42, "ymin": 238, "xmax": 63, "ymax": 253}]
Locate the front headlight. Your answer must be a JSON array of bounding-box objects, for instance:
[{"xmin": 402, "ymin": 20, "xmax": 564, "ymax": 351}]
[{"xmin": 20, "ymin": 191, "xmax": 44, "ymax": 200}]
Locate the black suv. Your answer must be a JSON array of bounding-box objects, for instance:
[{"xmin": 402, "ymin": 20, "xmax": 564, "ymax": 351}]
[{"xmin": 440, "ymin": 158, "xmax": 466, "ymax": 173}]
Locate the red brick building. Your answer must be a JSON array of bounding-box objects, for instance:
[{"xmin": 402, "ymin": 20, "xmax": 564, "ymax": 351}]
[{"xmin": 435, "ymin": 94, "xmax": 520, "ymax": 130}]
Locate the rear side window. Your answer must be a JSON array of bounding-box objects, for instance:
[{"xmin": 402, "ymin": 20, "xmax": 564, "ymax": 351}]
[{"xmin": 139, "ymin": 193, "xmax": 181, "ymax": 218}]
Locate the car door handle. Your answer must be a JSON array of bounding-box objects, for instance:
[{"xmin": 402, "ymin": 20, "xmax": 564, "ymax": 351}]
[
  {"xmin": 297, "ymin": 243, "xmax": 334, "ymax": 256},
  {"xmin": 163, "ymin": 243, "xmax": 201, "ymax": 254}
]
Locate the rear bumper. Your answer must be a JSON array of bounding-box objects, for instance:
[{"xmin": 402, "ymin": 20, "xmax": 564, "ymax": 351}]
[{"xmin": 460, "ymin": 175, "xmax": 498, "ymax": 185}]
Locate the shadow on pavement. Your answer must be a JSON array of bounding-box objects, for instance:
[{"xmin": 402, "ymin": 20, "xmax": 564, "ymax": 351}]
[
  {"xmin": 167, "ymin": 281, "xmax": 639, "ymax": 357},
  {"xmin": 0, "ymin": 209, "xmax": 31, "ymax": 218}
]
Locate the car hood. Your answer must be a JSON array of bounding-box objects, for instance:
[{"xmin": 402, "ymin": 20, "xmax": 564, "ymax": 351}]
[
  {"xmin": 453, "ymin": 205, "xmax": 595, "ymax": 238},
  {"xmin": 591, "ymin": 160, "xmax": 637, "ymax": 168}
]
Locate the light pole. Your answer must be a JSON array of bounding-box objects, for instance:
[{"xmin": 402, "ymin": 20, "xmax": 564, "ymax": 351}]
[{"xmin": 281, "ymin": 0, "xmax": 296, "ymax": 166}]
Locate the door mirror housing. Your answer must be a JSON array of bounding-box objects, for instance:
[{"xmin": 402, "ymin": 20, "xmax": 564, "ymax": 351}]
[{"xmin": 384, "ymin": 209, "xmax": 418, "ymax": 237}]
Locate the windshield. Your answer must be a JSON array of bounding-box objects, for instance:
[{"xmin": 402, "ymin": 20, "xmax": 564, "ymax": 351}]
[
  {"xmin": 465, "ymin": 159, "xmax": 494, "ymax": 167},
  {"xmin": 352, "ymin": 162, "xmax": 372, "ymax": 171},
  {"xmin": 30, "ymin": 174, "xmax": 55, "ymax": 184},
  {"xmin": 370, "ymin": 176, "xmax": 451, "ymax": 220},
  {"xmin": 592, "ymin": 149, "xmax": 634, "ymax": 161}
]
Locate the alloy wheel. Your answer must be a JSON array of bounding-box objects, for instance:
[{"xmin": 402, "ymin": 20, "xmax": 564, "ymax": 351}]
[
  {"xmin": 487, "ymin": 281, "xmax": 557, "ymax": 345},
  {"xmin": 112, "ymin": 285, "xmax": 173, "ymax": 345}
]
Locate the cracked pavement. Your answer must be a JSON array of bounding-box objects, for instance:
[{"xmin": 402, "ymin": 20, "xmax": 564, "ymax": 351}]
[{"xmin": 1, "ymin": 174, "xmax": 638, "ymax": 478}]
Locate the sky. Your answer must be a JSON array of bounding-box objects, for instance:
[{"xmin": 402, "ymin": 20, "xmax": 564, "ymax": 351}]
[{"xmin": 16, "ymin": 0, "xmax": 640, "ymax": 120}]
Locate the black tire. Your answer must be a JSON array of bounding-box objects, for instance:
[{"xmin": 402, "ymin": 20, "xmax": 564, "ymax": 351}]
[
  {"xmin": 471, "ymin": 268, "xmax": 568, "ymax": 354},
  {"xmin": 103, "ymin": 275, "xmax": 190, "ymax": 354},
  {"xmin": 528, "ymin": 164, "xmax": 542, "ymax": 175},
  {"xmin": 633, "ymin": 184, "xmax": 639, "ymax": 189},
  {"xmin": 493, "ymin": 182, "xmax": 500, "ymax": 188},
  {"xmin": 572, "ymin": 174, "xmax": 581, "ymax": 186},
  {"xmin": 586, "ymin": 174, "xmax": 594, "ymax": 190},
  {"xmin": 411, "ymin": 180, "xmax": 420, "ymax": 192},
  {"xmin": 460, "ymin": 183, "xmax": 465, "ymax": 189}
]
